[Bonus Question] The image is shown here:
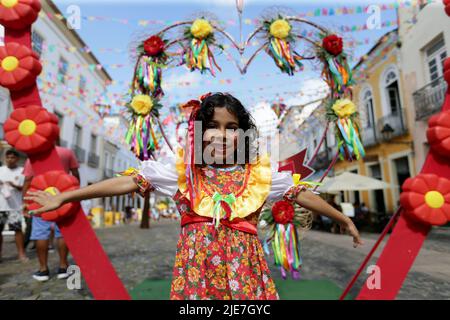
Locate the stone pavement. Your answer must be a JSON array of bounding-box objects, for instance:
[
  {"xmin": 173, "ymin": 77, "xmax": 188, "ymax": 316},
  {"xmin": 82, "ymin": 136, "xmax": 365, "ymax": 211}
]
[{"xmin": 0, "ymin": 219, "xmax": 449, "ymax": 300}]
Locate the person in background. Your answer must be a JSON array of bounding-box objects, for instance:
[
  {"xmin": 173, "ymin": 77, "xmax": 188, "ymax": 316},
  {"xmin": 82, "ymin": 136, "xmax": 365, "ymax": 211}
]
[
  {"xmin": 356, "ymin": 202, "xmax": 369, "ymax": 229},
  {"xmin": 22, "ymin": 144, "xmax": 80, "ymax": 281},
  {"xmin": 0, "ymin": 149, "xmax": 28, "ymax": 262},
  {"xmin": 124, "ymin": 206, "xmax": 133, "ymax": 224}
]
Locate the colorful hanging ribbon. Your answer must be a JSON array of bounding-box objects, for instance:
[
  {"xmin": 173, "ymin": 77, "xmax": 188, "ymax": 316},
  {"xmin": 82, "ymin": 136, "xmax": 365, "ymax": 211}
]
[
  {"xmin": 335, "ymin": 117, "xmax": 365, "ymax": 161},
  {"xmin": 267, "ymin": 38, "xmax": 303, "ymax": 76},
  {"xmin": 185, "ymin": 38, "xmax": 222, "ymax": 76},
  {"xmin": 133, "ymin": 55, "xmax": 164, "ymax": 98},
  {"xmin": 211, "ymin": 191, "xmax": 236, "ymax": 229},
  {"xmin": 272, "ymin": 223, "xmax": 301, "ymax": 279},
  {"xmin": 324, "ymin": 55, "xmax": 354, "ymax": 96},
  {"xmin": 125, "ymin": 114, "xmax": 159, "ymax": 160}
]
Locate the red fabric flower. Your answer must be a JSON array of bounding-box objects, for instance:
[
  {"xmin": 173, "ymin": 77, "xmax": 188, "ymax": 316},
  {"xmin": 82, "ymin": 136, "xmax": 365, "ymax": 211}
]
[
  {"xmin": 400, "ymin": 174, "xmax": 450, "ymax": 226},
  {"xmin": 0, "ymin": 0, "xmax": 41, "ymax": 29},
  {"xmin": 4, "ymin": 105, "xmax": 59, "ymax": 154},
  {"xmin": 426, "ymin": 110, "xmax": 450, "ymax": 158},
  {"xmin": 0, "ymin": 42, "xmax": 42, "ymax": 91},
  {"xmin": 143, "ymin": 35, "xmax": 165, "ymax": 56},
  {"xmin": 322, "ymin": 34, "xmax": 343, "ymax": 56},
  {"xmin": 27, "ymin": 171, "xmax": 80, "ymax": 222},
  {"xmin": 272, "ymin": 200, "xmax": 295, "ymax": 225}
]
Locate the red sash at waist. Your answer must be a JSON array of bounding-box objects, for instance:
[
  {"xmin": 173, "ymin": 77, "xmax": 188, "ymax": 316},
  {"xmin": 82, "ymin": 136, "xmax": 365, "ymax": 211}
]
[{"xmin": 181, "ymin": 214, "xmax": 258, "ymax": 235}]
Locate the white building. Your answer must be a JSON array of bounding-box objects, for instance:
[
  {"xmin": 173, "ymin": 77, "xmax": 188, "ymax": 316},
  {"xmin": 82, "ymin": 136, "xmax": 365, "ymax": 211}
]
[
  {"xmin": 278, "ymin": 100, "xmax": 337, "ymax": 176},
  {"xmin": 0, "ymin": 0, "xmax": 139, "ymax": 213},
  {"xmin": 398, "ymin": 2, "xmax": 450, "ymax": 173}
]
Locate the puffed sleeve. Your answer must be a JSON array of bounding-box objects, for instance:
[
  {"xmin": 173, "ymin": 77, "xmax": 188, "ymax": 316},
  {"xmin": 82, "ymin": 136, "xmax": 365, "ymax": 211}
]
[
  {"xmin": 138, "ymin": 157, "xmax": 179, "ymax": 197},
  {"xmin": 266, "ymin": 171, "xmax": 294, "ymax": 203},
  {"xmin": 267, "ymin": 170, "xmax": 311, "ymax": 204}
]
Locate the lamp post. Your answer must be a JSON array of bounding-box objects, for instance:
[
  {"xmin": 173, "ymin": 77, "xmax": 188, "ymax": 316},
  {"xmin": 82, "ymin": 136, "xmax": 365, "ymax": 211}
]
[
  {"xmin": 381, "ymin": 123, "xmax": 395, "ymax": 141},
  {"xmin": 380, "ymin": 123, "xmax": 413, "ymax": 148}
]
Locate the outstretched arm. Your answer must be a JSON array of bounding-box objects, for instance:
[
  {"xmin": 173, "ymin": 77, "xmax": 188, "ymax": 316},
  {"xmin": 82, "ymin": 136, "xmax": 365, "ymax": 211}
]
[
  {"xmin": 295, "ymin": 190, "xmax": 363, "ymax": 247},
  {"xmin": 24, "ymin": 176, "xmax": 139, "ymax": 215}
]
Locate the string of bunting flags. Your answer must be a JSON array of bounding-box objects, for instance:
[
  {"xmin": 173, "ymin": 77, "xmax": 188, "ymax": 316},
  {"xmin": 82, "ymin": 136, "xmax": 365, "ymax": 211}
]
[{"xmin": 39, "ymin": 0, "xmax": 431, "ymax": 27}]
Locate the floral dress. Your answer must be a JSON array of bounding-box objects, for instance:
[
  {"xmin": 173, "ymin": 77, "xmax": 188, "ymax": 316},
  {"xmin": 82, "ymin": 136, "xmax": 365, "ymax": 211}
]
[{"xmin": 134, "ymin": 148, "xmax": 299, "ymax": 300}]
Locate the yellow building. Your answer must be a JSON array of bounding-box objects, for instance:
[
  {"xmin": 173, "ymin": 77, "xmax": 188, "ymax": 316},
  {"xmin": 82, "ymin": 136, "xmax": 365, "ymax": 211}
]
[{"xmin": 333, "ymin": 29, "xmax": 416, "ymax": 215}]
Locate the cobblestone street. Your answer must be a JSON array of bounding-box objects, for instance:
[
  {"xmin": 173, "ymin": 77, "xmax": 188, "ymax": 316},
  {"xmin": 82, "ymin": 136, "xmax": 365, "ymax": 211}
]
[{"xmin": 1, "ymin": 220, "xmax": 449, "ymax": 300}]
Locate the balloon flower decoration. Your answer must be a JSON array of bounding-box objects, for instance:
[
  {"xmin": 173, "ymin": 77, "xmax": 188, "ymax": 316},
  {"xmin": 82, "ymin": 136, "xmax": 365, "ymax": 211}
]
[
  {"xmin": 326, "ymin": 98, "xmax": 365, "ymax": 161},
  {"xmin": 400, "ymin": 174, "xmax": 450, "ymax": 226},
  {"xmin": 262, "ymin": 16, "xmax": 304, "ymax": 75},
  {"xmin": 27, "ymin": 171, "xmax": 80, "ymax": 222},
  {"xmin": 0, "ymin": 42, "xmax": 42, "ymax": 91},
  {"xmin": 0, "ymin": 0, "xmax": 41, "ymax": 29},
  {"xmin": 124, "ymin": 94, "xmax": 163, "ymax": 160},
  {"xmin": 3, "ymin": 105, "xmax": 59, "ymax": 154},
  {"xmin": 426, "ymin": 110, "xmax": 450, "ymax": 157}
]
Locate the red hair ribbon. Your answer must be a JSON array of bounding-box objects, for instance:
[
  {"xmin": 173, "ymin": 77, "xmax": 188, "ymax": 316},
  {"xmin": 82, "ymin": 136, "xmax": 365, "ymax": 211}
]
[
  {"xmin": 199, "ymin": 92, "xmax": 212, "ymax": 101},
  {"xmin": 184, "ymin": 92, "xmax": 214, "ymax": 208}
]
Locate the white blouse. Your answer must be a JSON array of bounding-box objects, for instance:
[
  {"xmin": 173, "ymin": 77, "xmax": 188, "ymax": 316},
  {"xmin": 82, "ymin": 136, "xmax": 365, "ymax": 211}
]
[{"xmin": 138, "ymin": 159, "xmax": 294, "ymax": 202}]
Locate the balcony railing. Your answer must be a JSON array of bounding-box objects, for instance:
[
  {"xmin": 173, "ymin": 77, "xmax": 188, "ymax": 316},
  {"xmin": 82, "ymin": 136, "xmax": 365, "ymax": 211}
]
[
  {"xmin": 413, "ymin": 76, "xmax": 447, "ymax": 121},
  {"xmin": 87, "ymin": 152, "xmax": 99, "ymax": 168},
  {"xmin": 377, "ymin": 108, "xmax": 408, "ymax": 141},
  {"xmin": 361, "ymin": 125, "xmax": 379, "ymax": 148},
  {"xmin": 72, "ymin": 145, "xmax": 86, "ymax": 164}
]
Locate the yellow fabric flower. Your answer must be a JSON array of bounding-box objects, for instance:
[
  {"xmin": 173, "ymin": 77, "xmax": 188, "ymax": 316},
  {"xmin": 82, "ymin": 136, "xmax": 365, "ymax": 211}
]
[
  {"xmin": 190, "ymin": 19, "xmax": 213, "ymax": 39},
  {"xmin": 269, "ymin": 19, "xmax": 291, "ymax": 39},
  {"xmin": 130, "ymin": 94, "xmax": 153, "ymax": 115},
  {"xmin": 332, "ymin": 99, "xmax": 357, "ymax": 118}
]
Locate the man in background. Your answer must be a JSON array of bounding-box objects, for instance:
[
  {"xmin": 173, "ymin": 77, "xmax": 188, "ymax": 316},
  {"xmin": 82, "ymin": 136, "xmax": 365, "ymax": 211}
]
[
  {"xmin": 22, "ymin": 144, "xmax": 80, "ymax": 281},
  {"xmin": 0, "ymin": 149, "xmax": 28, "ymax": 262}
]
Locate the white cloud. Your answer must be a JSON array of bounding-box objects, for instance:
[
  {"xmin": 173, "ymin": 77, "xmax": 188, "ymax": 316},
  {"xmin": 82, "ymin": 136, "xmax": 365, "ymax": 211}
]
[
  {"xmin": 163, "ymin": 69, "xmax": 202, "ymax": 93},
  {"xmin": 284, "ymin": 78, "xmax": 328, "ymax": 107}
]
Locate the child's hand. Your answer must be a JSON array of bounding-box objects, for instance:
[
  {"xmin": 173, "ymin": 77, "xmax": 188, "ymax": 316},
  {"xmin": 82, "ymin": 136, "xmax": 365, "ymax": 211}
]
[
  {"xmin": 24, "ymin": 190, "xmax": 64, "ymax": 215},
  {"xmin": 340, "ymin": 219, "xmax": 363, "ymax": 248}
]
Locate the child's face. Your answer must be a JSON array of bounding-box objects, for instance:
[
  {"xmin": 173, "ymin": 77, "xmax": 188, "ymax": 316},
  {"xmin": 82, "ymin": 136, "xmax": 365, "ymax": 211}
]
[{"xmin": 202, "ymin": 107, "xmax": 239, "ymax": 164}]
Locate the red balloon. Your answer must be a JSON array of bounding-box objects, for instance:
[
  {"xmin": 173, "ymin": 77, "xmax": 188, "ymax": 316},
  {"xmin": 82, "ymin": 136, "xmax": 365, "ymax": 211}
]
[
  {"xmin": 0, "ymin": 0, "xmax": 41, "ymax": 29},
  {"xmin": 27, "ymin": 171, "xmax": 80, "ymax": 222},
  {"xmin": 427, "ymin": 110, "xmax": 450, "ymax": 158},
  {"xmin": 444, "ymin": 58, "xmax": 450, "ymax": 86},
  {"xmin": 0, "ymin": 42, "xmax": 42, "ymax": 91},
  {"xmin": 4, "ymin": 105, "xmax": 59, "ymax": 154},
  {"xmin": 400, "ymin": 174, "xmax": 450, "ymax": 226},
  {"xmin": 444, "ymin": 0, "xmax": 450, "ymax": 16}
]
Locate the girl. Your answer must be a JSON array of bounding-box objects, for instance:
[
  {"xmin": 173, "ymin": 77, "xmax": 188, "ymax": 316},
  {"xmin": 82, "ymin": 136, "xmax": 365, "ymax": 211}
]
[{"xmin": 25, "ymin": 92, "xmax": 362, "ymax": 300}]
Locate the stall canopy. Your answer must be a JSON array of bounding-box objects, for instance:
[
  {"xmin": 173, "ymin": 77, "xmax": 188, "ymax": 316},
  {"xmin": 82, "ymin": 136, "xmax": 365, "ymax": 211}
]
[{"xmin": 318, "ymin": 171, "xmax": 393, "ymax": 193}]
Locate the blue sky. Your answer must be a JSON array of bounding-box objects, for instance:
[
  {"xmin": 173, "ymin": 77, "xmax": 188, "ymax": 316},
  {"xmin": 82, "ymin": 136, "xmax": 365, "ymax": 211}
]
[
  {"xmin": 49, "ymin": 0, "xmax": 403, "ymax": 150},
  {"xmin": 53, "ymin": 0, "xmax": 398, "ymax": 114}
]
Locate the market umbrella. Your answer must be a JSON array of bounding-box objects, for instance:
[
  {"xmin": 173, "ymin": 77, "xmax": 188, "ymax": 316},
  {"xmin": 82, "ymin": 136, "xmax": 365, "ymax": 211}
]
[{"xmin": 318, "ymin": 171, "xmax": 392, "ymax": 193}]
